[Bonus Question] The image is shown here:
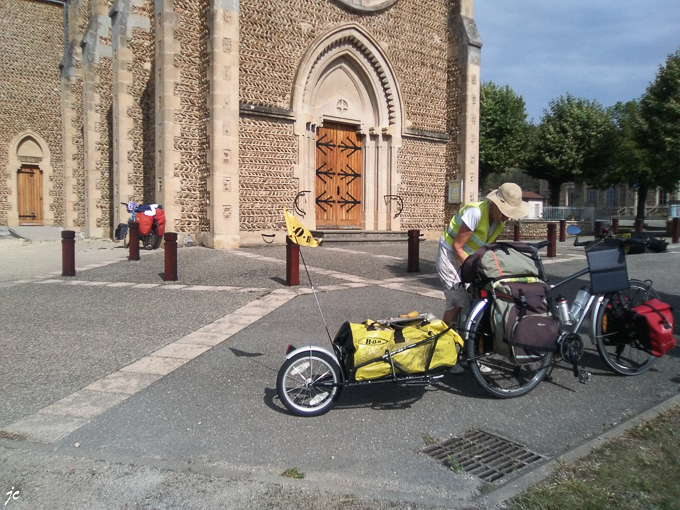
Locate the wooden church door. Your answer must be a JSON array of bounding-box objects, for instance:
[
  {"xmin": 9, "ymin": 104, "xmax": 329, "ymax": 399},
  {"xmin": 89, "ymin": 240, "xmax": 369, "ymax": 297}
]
[
  {"xmin": 17, "ymin": 165, "xmax": 43, "ymax": 225},
  {"xmin": 315, "ymin": 123, "xmax": 362, "ymax": 229}
]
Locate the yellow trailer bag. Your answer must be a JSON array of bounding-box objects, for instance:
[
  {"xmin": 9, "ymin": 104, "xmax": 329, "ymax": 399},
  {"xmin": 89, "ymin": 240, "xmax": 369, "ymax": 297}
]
[{"xmin": 333, "ymin": 318, "xmax": 464, "ymax": 381}]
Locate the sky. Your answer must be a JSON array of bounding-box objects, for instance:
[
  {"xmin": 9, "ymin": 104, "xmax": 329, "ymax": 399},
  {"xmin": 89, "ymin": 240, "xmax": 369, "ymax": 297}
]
[{"xmin": 474, "ymin": 0, "xmax": 680, "ymax": 123}]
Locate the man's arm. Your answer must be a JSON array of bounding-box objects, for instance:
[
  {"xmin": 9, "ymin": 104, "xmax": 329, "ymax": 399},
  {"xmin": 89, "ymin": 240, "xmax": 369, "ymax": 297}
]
[{"xmin": 451, "ymin": 223, "xmax": 473, "ymax": 266}]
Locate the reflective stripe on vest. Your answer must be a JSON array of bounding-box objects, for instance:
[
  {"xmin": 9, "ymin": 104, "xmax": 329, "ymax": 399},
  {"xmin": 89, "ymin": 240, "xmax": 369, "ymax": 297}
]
[{"xmin": 442, "ymin": 201, "xmax": 505, "ymax": 255}]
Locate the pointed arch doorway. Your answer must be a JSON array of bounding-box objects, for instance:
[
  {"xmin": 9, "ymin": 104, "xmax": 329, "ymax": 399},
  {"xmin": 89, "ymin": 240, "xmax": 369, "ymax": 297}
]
[
  {"xmin": 293, "ymin": 24, "xmax": 403, "ymax": 232},
  {"xmin": 315, "ymin": 123, "xmax": 362, "ymax": 228}
]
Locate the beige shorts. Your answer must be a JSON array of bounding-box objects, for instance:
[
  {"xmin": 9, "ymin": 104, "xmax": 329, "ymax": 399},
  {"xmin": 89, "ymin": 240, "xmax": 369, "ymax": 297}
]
[{"xmin": 435, "ymin": 241, "xmax": 467, "ymax": 311}]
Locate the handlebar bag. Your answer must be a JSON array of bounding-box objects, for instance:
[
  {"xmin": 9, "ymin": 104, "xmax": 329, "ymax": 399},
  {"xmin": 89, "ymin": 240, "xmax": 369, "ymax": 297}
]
[
  {"xmin": 460, "ymin": 242, "xmax": 544, "ymax": 285},
  {"xmin": 333, "ymin": 319, "xmax": 463, "ymax": 381},
  {"xmin": 491, "ymin": 279, "xmax": 559, "ymax": 364},
  {"xmin": 630, "ymin": 299, "xmax": 676, "ymax": 357}
]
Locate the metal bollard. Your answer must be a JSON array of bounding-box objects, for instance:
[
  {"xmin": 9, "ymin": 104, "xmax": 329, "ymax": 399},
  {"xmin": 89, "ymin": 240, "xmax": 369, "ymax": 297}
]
[
  {"xmin": 559, "ymin": 220, "xmax": 566, "ymax": 242},
  {"xmin": 547, "ymin": 223, "xmax": 557, "ymax": 258},
  {"xmin": 634, "ymin": 219, "xmax": 644, "ymax": 233},
  {"xmin": 286, "ymin": 236, "xmax": 299, "ymax": 286},
  {"xmin": 612, "ymin": 218, "xmax": 619, "ymax": 234},
  {"xmin": 407, "ymin": 229, "xmax": 420, "ymax": 273},
  {"xmin": 594, "ymin": 221, "xmax": 604, "ymax": 237},
  {"xmin": 513, "ymin": 223, "xmax": 521, "ymax": 242},
  {"xmin": 61, "ymin": 230, "xmax": 76, "ymax": 277},
  {"xmin": 129, "ymin": 221, "xmax": 140, "ymax": 261},
  {"xmin": 164, "ymin": 232, "xmax": 178, "ymax": 281},
  {"xmin": 673, "ymin": 217, "xmax": 680, "ymax": 244}
]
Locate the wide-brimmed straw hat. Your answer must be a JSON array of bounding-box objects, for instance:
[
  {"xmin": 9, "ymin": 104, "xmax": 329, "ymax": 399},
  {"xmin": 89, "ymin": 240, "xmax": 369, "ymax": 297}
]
[{"xmin": 486, "ymin": 183, "xmax": 531, "ymax": 219}]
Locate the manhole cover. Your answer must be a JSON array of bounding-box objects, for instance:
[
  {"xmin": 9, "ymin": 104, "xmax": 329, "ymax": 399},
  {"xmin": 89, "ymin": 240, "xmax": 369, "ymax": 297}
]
[{"xmin": 422, "ymin": 429, "xmax": 545, "ymax": 482}]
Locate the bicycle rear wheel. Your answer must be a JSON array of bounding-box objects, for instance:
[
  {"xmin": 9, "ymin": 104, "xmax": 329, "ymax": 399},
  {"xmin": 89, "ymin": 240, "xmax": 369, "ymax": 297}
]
[
  {"xmin": 465, "ymin": 301, "xmax": 552, "ymax": 398},
  {"xmin": 594, "ymin": 279, "xmax": 658, "ymax": 375}
]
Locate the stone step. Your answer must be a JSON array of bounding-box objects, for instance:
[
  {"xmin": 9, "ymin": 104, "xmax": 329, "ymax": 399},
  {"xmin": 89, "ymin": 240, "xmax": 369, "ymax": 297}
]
[{"xmin": 311, "ymin": 230, "xmax": 407, "ymax": 243}]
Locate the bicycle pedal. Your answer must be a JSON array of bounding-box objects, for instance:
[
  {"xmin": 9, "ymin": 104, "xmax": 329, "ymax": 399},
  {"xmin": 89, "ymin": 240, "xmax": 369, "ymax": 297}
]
[{"xmin": 578, "ymin": 371, "xmax": 592, "ymax": 384}]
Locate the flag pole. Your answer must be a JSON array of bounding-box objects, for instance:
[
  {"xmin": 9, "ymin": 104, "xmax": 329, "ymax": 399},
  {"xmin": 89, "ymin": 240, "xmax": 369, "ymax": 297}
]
[
  {"xmin": 296, "ymin": 242, "xmax": 334, "ymax": 345},
  {"xmin": 283, "ymin": 207, "xmax": 333, "ymax": 344}
]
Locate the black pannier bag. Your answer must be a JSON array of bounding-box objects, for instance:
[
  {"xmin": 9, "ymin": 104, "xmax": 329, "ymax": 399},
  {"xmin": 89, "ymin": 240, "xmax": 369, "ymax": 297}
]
[
  {"xmin": 460, "ymin": 242, "xmax": 545, "ymax": 285},
  {"xmin": 114, "ymin": 222, "xmax": 128, "ymax": 240}
]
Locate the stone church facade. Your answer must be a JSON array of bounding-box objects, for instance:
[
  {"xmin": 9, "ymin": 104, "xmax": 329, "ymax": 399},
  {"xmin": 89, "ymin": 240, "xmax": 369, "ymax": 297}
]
[{"xmin": 1, "ymin": 0, "xmax": 482, "ymax": 248}]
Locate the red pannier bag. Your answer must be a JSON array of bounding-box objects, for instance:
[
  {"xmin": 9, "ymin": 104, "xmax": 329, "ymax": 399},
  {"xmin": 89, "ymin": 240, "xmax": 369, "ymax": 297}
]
[
  {"xmin": 154, "ymin": 208, "xmax": 166, "ymax": 237},
  {"xmin": 134, "ymin": 212, "xmax": 154, "ymax": 235},
  {"xmin": 631, "ymin": 298, "xmax": 676, "ymax": 357}
]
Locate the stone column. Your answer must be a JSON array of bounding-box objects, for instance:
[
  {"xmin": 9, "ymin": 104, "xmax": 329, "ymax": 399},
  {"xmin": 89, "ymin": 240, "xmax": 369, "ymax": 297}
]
[
  {"xmin": 80, "ymin": 2, "xmax": 112, "ymax": 238},
  {"xmin": 154, "ymin": 0, "xmax": 182, "ymax": 237},
  {"xmin": 206, "ymin": 0, "xmax": 240, "ymax": 249},
  {"xmin": 451, "ymin": 0, "xmax": 481, "ymax": 204},
  {"xmin": 61, "ymin": 0, "xmax": 86, "ymax": 231},
  {"xmin": 110, "ymin": 0, "xmax": 135, "ymax": 229}
]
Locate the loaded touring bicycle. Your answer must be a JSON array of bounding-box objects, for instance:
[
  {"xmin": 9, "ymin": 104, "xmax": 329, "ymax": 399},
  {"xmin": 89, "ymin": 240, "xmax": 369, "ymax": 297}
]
[{"xmin": 276, "ymin": 226, "xmax": 674, "ymax": 416}]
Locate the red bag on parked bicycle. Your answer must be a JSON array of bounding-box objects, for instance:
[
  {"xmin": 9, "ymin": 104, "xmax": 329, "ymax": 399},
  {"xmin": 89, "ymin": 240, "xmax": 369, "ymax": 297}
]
[{"xmin": 630, "ymin": 299, "xmax": 676, "ymax": 357}]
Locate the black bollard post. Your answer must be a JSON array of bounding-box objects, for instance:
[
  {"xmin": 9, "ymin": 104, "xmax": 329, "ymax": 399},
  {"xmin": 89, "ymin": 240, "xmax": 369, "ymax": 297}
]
[
  {"xmin": 634, "ymin": 219, "xmax": 644, "ymax": 233},
  {"xmin": 559, "ymin": 220, "xmax": 566, "ymax": 242},
  {"xmin": 612, "ymin": 218, "xmax": 619, "ymax": 234},
  {"xmin": 129, "ymin": 221, "xmax": 140, "ymax": 261},
  {"xmin": 61, "ymin": 230, "xmax": 76, "ymax": 277},
  {"xmin": 286, "ymin": 236, "xmax": 299, "ymax": 286},
  {"xmin": 164, "ymin": 232, "xmax": 178, "ymax": 281},
  {"xmin": 672, "ymin": 217, "xmax": 680, "ymax": 244},
  {"xmin": 547, "ymin": 223, "xmax": 557, "ymax": 258},
  {"xmin": 407, "ymin": 229, "xmax": 420, "ymax": 273},
  {"xmin": 513, "ymin": 223, "xmax": 521, "ymax": 242}
]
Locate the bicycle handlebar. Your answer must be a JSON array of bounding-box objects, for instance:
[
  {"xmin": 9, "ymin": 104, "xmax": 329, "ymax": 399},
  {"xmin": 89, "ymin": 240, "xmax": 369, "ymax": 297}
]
[{"xmin": 530, "ymin": 240, "xmax": 551, "ymax": 251}]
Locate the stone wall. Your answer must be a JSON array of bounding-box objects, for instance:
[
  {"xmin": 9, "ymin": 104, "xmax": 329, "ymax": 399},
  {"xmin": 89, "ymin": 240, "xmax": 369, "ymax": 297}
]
[
  {"xmin": 172, "ymin": 0, "xmax": 210, "ymax": 233},
  {"xmin": 239, "ymin": 0, "xmax": 449, "ymax": 132},
  {"xmin": 127, "ymin": 8, "xmax": 155, "ymax": 204},
  {"xmin": 239, "ymin": 117, "xmax": 297, "ymax": 231},
  {"xmin": 239, "ymin": 0, "xmax": 455, "ymax": 232},
  {"xmin": 497, "ymin": 220, "xmax": 593, "ymax": 240},
  {"xmin": 94, "ymin": 58, "xmax": 113, "ymax": 230},
  {"xmin": 397, "ymin": 138, "xmax": 447, "ymax": 230},
  {"xmin": 0, "ymin": 0, "xmax": 65, "ymax": 225}
]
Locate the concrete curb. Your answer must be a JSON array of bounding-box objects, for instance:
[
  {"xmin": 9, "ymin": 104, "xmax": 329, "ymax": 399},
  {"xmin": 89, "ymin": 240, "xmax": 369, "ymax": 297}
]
[{"xmin": 475, "ymin": 391, "xmax": 680, "ymax": 509}]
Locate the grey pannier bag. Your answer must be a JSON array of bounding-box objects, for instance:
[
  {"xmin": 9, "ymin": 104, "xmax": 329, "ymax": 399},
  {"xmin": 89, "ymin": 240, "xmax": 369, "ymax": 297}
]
[
  {"xmin": 460, "ymin": 242, "xmax": 545, "ymax": 285},
  {"xmin": 490, "ymin": 279, "xmax": 560, "ymax": 364}
]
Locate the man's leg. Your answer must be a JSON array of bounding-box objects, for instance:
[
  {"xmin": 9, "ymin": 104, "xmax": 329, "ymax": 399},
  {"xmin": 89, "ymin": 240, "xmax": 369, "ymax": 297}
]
[{"xmin": 443, "ymin": 307, "xmax": 461, "ymax": 326}]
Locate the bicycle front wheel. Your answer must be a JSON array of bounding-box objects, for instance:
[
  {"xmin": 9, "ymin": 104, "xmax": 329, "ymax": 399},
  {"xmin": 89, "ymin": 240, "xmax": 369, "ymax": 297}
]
[
  {"xmin": 594, "ymin": 279, "xmax": 659, "ymax": 375},
  {"xmin": 465, "ymin": 300, "xmax": 553, "ymax": 399}
]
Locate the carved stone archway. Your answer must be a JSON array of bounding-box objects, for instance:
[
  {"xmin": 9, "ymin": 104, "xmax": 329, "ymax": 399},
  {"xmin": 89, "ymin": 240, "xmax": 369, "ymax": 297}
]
[
  {"xmin": 292, "ymin": 24, "xmax": 403, "ymax": 231},
  {"xmin": 5, "ymin": 131, "xmax": 55, "ymax": 226}
]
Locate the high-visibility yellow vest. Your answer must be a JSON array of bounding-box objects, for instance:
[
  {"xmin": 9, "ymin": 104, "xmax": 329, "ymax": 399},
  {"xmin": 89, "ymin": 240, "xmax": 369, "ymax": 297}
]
[{"xmin": 442, "ymin": 201, "xmax": 505, "ymax": 255}]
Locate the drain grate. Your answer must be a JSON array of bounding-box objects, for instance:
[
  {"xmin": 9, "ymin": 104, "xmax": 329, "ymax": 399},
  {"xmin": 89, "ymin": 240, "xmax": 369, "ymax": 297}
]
[{"xmin": 422, "ymin": 429, "xmax": 545, "ymax": 482}]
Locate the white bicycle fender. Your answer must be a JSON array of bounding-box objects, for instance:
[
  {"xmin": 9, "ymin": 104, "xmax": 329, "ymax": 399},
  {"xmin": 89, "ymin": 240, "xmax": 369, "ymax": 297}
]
[{"xmin": 285, "ymin": 345, "xmax": 338, "ymax": 364}]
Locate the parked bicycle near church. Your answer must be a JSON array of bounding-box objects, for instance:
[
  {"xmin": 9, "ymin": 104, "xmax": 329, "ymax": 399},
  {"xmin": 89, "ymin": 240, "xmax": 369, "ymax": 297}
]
[{"xmin": 460, "ymin": 226, "xmax": 675, "ymax": 399}]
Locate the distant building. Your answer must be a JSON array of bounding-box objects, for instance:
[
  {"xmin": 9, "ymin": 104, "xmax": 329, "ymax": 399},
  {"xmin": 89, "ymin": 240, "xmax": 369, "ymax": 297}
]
[
  {"xmin": 0, "ymin": 0, "xmax": 484, "ymax": 247},
  {"xmin": 540, "ymin": 181, "xmax": 680, "ymax": 219},
  {"xmin": 522, "ymin": 191, "xmax": 545, "ymax": 220}
]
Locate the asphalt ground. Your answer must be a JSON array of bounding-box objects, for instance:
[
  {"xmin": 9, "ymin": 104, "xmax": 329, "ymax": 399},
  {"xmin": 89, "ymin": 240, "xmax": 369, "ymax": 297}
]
[{"xmin": 1, "ymin": 235, "xmax": 679, "ymax": 509}]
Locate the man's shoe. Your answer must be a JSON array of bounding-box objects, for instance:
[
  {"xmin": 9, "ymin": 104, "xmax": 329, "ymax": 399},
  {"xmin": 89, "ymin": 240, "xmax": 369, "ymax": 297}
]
[{"xmin": 450, "ymin": 364, "xmax": 465, "ymax": 375}]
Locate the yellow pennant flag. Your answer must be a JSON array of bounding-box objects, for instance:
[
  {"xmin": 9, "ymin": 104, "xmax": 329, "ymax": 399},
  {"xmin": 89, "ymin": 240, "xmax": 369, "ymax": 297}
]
[{"xmin": 284, "ymin": 207, "xmax": 321, "ymax": 247}]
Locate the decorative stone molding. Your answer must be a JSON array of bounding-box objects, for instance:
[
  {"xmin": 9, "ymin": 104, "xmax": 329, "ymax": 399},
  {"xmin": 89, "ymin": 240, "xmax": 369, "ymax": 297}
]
[{"xmin": 331, "ymin": 0, "xmax": 400, "ymax": 13}]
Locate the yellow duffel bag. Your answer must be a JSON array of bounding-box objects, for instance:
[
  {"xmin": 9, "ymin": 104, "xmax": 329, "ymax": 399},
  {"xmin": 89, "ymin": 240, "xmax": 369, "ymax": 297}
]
[{"xmin": 333, "ymin": 317, "xmax": 464, "ymax": 381}]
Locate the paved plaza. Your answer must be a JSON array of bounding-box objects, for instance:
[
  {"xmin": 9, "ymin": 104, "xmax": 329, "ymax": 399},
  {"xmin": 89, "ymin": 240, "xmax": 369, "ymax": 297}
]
[{"xmin": 1, "ymin": 232, "xmax": 679, "ymax": 509}]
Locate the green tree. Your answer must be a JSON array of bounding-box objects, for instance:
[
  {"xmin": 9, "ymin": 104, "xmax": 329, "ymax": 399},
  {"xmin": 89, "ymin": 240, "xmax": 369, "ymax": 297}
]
[
  {"xmin": 635, "ymin": 50, "xmax": 680, "ymax": 219},
  {"xmin": 479, "ymin": 82, "xmax": 530, "ymax": 188},
  {"xmin": 607, "ymin": 100, "xmax": 653, "ymax": 219},
  {"xmin": 526, "ymin": 94, "xmax": 616, "ymax": 206}
]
